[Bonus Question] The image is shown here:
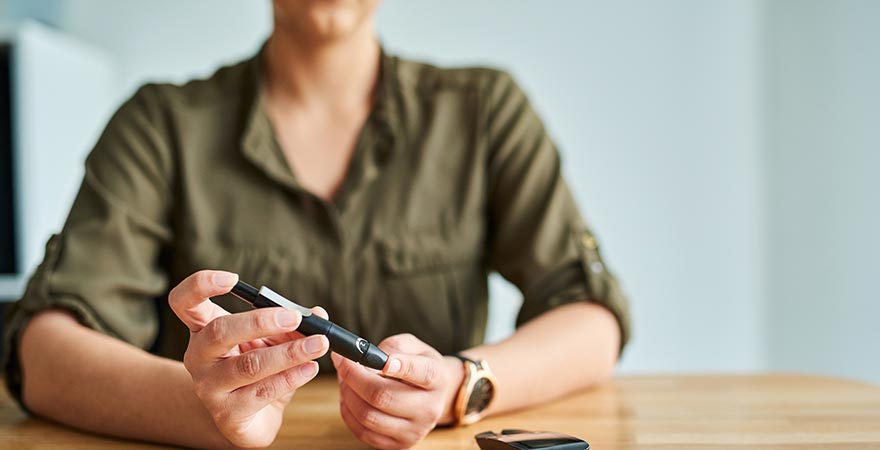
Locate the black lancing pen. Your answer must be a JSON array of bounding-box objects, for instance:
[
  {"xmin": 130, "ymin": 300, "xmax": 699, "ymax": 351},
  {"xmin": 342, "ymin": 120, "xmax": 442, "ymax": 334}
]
[{"xmin": 229, "ymin": 280, "xmax": 389, "ymax": 371}]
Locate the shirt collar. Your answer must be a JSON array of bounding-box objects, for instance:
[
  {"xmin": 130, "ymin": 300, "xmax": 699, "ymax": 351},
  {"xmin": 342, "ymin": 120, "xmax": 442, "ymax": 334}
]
[{"xmin": 240, "ymin": 43, "xmax": 400, "ymax": 199}]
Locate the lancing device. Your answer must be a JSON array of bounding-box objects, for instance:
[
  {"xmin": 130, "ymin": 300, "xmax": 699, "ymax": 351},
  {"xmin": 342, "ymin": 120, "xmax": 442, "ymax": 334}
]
[{"xmin": 229, "ymin": 280, "xmax": 389, "ymax": 371}]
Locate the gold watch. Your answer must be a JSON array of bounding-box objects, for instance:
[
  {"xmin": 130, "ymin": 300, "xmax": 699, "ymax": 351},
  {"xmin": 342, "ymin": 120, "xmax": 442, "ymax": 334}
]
[{"xmin": 452, "ymin": 354, "xmax": 497, "ymax": 426}]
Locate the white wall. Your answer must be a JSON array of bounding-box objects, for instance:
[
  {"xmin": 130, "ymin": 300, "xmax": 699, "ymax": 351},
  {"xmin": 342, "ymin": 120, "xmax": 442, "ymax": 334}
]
[
  {"xmin": 59, "ymin": 1, "xmax": 271, "ymax": 99},
  {"xmin": 764, "ymin": 0, "xmax": 880, "ymax": 383},
  {"xmin": 7, "ymin": 0, "xmax": 766, "ymax": 374},
  {"xmin": 11, "ymin": 22, "xmax": 117, "ymax": 279},
  {"xmin": 376, "ymin": 1, "xmax": 766, "ymax": 373}
]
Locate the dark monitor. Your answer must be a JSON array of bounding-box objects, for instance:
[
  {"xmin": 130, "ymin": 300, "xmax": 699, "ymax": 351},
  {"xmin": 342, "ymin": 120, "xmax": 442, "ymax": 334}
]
[{"xmin": 0, "ymin": 43, "xmax": 16, "ymax": 275}]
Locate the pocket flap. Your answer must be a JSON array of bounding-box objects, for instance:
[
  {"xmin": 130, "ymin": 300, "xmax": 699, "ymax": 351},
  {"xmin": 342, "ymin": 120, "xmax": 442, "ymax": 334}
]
[{"xmin": 379, "ymin": 228, "xmax": 481, "ymax": 275}]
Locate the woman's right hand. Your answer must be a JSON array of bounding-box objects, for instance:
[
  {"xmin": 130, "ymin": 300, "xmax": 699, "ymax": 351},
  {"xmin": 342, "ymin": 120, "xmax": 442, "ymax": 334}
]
[{"xmin": 169, "ymin": 270, "xmax": 330, "ymax": 448}]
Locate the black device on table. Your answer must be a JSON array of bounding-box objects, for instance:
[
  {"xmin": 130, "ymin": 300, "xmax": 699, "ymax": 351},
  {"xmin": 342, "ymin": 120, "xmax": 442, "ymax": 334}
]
[
  {"xmin": 476, "ymin": 429, "xmax": 589, "ymax": 450},
  {"xmin": 228, "ymin": 280, "xmax": 389, "ymax": 370}
]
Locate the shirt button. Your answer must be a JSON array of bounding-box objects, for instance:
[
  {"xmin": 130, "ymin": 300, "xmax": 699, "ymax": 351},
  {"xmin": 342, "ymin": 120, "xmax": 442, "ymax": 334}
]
[
  {"xmin": 580, "ymin": 234, "xmax": 597, "ymax": 250},
  {"xmin": 590, "ymin": 261, "xmax": 605, "ymax": 274}
]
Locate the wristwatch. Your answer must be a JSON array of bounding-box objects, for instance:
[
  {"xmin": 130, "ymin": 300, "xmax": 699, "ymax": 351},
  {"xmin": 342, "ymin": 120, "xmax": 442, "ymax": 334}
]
[{"xmin": 452, "ymin": 354, "xmax": 497, "ymax": 426}]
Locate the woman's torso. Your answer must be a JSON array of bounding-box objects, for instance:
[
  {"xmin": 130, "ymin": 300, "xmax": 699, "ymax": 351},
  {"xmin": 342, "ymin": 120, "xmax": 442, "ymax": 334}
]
[{"xmin": 152, "ymin": 52, "xmax": 501, "ymax": 365}]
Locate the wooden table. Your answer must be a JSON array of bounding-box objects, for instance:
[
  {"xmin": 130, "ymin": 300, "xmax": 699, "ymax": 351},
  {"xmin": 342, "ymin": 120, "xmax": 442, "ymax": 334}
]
[{"xmin": 1, "ymin": 374, "xmax": 878, "ymax": 449}]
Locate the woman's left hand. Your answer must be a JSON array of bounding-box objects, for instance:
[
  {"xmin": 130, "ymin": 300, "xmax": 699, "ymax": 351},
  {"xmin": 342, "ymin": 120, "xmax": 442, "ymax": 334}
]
[{"xmin": 331, "ymin": 333, "xmax": 464, "ymax": 450}]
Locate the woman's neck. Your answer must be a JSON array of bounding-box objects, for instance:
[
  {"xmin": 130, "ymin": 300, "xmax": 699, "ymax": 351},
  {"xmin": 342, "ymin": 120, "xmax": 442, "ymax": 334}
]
[{"xmin": 264, "ymin": 22, "xmax": 381, "ymax": 113}]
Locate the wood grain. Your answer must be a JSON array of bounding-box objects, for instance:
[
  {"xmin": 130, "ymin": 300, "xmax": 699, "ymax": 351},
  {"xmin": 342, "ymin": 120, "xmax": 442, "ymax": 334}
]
[{"xmin": 0, "ymin": 374, "xmax": 878, "ymax": 449}]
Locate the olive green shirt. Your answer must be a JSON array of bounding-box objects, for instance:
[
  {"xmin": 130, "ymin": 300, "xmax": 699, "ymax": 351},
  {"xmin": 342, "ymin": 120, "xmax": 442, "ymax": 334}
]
[{"xmin": 3, "ymin": 49, "xmax": 630, "ymax": 404}]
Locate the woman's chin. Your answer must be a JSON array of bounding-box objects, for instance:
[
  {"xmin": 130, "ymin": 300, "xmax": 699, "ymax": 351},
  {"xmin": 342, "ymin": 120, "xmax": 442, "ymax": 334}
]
[{"xmin": 274, "ymin": 0, "xmax": 379, "ymax": 42}]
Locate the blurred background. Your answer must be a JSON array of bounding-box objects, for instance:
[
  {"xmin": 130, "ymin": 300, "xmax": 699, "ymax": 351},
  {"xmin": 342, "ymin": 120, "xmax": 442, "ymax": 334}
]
[{"xmin": 0, "ymin": 0, "xmax": 877, "ymax": 383}]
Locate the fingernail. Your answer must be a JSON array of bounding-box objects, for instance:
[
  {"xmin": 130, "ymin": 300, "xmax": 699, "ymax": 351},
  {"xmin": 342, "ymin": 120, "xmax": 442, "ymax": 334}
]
[
  {"xmin": 276, "ymin": 310, "xmax": 300, "ymax": 328},
  {"xmin": 386, "ymin": 358, "xmax": 401, "ymax": 375},
  {"xmin": 305, "ymin": 336, "xmax": 326, "ymax": 354},
  {"xmin": 300, "ymin": 362, "xmax": 318, "ymax": 378},
  {"xmin": 213, "ymin": 272, "xmax": 238, "ymax": 288}
]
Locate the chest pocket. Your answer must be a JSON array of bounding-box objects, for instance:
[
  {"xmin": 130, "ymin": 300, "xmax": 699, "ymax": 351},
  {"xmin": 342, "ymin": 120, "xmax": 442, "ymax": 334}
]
[{"xmin": 361, "ymin": 226, "xmax": 487, "ymax": 355}]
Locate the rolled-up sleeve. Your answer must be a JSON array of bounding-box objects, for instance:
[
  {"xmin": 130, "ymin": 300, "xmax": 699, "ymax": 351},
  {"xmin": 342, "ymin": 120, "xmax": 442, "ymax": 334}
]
[
  {"xmin": 2, "ymin": 84, "xmax": 175, "ymax": 405},
  {"xmin": 484, "ymin": 72, "xmax": 631, "ymax": 352}
]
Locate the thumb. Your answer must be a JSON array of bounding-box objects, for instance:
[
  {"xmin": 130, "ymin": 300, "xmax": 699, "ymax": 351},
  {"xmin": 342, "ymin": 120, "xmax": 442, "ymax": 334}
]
[{"xmin": 382, "ymin": 353, "xmax": 440, "ymax": 390}]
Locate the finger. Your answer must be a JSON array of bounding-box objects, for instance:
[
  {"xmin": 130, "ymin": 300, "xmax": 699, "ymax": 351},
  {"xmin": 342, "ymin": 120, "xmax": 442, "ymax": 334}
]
[
  {"xmin": 312, "ymin": 306, "xmax": 329, "ymax": 320},
  {"xmin": 382, "ymin": 353, "xmax": 441, "ymax": 389},
  {"xmin": 378, "ymin": 333, "xmax": 420, "ymax": 354},
  {"xmin": 331, "ymin": 351, "xmax": 344, "ymax": 368},
  {"xmin": 215, "ymin": 335, "xmax": 329, "ymax": 391},
  {"xmin": 340, "ymin": 402, "xmax": 405, "ymax": 450},
  {"xmin": 331, "ymin": 352, "xmax": 346, "ymax": 384},
  {"xmin": 230, "ymin": 361, "xmax": 320, "ymax": 417},
  {"xmin": 332, "ymin": 351, "xmax": 379, "ymax": 377},
  {"xmin": 194, "ymin": 308, "xmax": 302, "ymax": 358},
  {"xmin": 261, "ymin": 306, "xmax": 330, "ymax": 347},
  {"xmin": 237, "ymin": 339, "xmax": 267, "ymax": 353},
  {"xmin": 335, "ymin": 353, "xmax": 426, "ymax": 419},
  {"xmin": 339, "ymin": 383, "xmax": 414, "ymax": 435},
  {"xmin": 169, "ymin": 270, "xmax": 237, "ymax": 331},
  {"xmin": 379, "ymin": 333, "xmax": 443, "ymax": 359}
]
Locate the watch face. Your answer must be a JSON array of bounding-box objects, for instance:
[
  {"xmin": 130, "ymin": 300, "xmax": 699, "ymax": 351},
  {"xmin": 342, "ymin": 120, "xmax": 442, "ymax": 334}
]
[{"xmin": 466, "ymin": 377, "xmax": 495, "ymax": 416}]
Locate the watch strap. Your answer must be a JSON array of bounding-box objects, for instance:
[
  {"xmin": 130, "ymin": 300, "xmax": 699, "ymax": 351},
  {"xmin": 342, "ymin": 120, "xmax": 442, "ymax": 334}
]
[{"xmin": 453, "ymin": 353, "xmax": 480, "ymax": 367}]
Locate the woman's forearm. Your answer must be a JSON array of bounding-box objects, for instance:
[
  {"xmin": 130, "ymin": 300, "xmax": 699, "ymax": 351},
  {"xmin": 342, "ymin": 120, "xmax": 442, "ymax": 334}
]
[
  {"xmin": 19, "ymin": 303, "xmax": 619, "ymax": 444},
  {"xmin": 462, "ymin": 302, "xmax": 621, "ymax": 416},
  {"xmin": 19, "ymin": 310, "xmax": 232, "ymax": 449}
]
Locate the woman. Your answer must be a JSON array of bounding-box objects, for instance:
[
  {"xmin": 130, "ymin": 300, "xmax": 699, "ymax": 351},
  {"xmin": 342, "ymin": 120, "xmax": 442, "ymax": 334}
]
[{"xmin": 4, "ymin": 1, "xmax": 629, "ymax": 449}]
